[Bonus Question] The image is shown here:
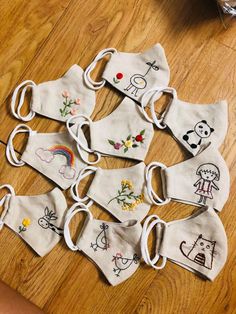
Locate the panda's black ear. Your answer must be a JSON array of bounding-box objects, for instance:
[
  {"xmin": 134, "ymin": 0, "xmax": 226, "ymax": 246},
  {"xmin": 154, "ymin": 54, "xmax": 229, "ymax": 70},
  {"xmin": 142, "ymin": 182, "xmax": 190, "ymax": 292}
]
[
  {"xmin": 201, "ymin": 120, "xmax": 207, "ymax": 124},
  {"xmin": 211, "ymin": 128, "xmax": 214, "ymax": 132}
]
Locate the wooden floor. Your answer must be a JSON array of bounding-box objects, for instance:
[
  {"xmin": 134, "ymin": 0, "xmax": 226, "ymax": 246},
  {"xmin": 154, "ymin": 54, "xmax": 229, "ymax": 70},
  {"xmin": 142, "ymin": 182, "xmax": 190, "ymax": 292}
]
[{"xmin": 0, "ymin": 0, "xmax": 235, "ymax": 313}]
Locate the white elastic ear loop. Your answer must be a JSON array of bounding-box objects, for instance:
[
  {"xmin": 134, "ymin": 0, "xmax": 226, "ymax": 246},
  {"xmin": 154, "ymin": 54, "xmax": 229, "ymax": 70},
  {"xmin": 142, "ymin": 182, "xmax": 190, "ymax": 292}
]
[
  {"xmin": 67, "ymin": 115, "xmax": 101, "ymax": 165},
  {"xmin": 141, "ymin": 87, "xmax": 177, "ymax": 129},
  {"xmin": 64, "ymin": 202, "xmax": 93, "ymax": 251},
  {"xmin": 84, "ymin": 48, "xmax": 117, "ymax": 90},
  {"xmin": 0, "ymin": 185, "xmax": 15, "ymax": 230},
  {"xmin": 11, "ymin": 80, "xmax": 36, "ymax": 121},
  {"xmin": 141, "ymin": 214, "xmax": 167, "ymax": 269},
  {"xmin": 70, "ymin": 166, "xmax": 97, "ymax": 205},
  {"xmin": 145, "ymin": 162, "xmax": 171, "ymax": 206},
  {"xmin": 6, "ymin": 124, "xmax": 33, "ymax": 167}
]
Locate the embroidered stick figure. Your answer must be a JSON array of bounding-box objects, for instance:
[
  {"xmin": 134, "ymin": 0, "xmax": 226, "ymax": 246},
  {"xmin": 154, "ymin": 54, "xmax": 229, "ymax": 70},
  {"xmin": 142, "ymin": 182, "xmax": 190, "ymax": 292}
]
[
  {"xmin": 91, "ymin": 223, "xmax": 109, "ymax": 252},
  {"xmin": 124, "ymin": 60, "xmax": 159, "ymax": 97},
  {"xmin": 193, "ymin": 163, "xmax": 220, "ymax": 205},
  {"xmin": 38, "ymin": 207, "xmax": 63, "ymax": 236},
  {"xmin": 112, "ymin": 253, "xmax": 139, "ymax": 277}
]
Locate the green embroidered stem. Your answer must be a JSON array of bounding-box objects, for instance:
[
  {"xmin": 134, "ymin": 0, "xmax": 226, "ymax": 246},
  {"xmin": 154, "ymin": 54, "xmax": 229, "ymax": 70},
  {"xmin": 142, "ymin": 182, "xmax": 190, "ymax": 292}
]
[
  {"xmin": 18, "ymin": 226, "xmax": 26, "ymax": 233},
  {"xmin": 60, "ymin": 97, "xmax": 75, "ymax": 117}
]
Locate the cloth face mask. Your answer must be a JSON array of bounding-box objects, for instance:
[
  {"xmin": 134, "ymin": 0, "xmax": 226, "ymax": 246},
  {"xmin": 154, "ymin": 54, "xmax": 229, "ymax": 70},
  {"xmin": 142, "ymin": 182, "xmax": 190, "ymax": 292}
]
[
  {"xmin": 141, "ymin": 87, "xmax": 228, "ymax": 155},
  {"xmin": 70, "ymin": 162, "xmax": 152, "ymax": 222},
  {"xmin": 67, "ymin": 97, "xmax": 154, "ymax": 164},
  {"xmin": 141, "ymin": 206, "xmax": 228, "ymax": 281},
  {"xmin": 0, "ymin": 185, "xmax": 67, "ymax": 256},
  {"xmin": 64, "ymin": 203, "xmax": 142, "ymax": 286},
  {"xmin": 84, "ymin": 44, "xmax": 170, "ymax": 103},
  {"xmin": 146, "ymin": 144, "xmax": 230, "ymax": 211},
  {"xmin": 6, "ymin": 124, "xmax": 88, "ymax": 190},
  {"xmin": 11, "ymin": 65, "xmax": 95, "ymax": 122}
]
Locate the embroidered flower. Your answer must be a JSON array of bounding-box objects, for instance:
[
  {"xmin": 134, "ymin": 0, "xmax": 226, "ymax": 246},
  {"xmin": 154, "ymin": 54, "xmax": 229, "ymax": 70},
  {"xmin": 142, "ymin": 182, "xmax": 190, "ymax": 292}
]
[
  {"xmin": 60, "ymin": 92, "xmax": 81, "ymax": 118},
  {"xmin": 113, "ymin": 72, "xmax": 124, "ymax": 84},
  {"xmin": 114, "ymin": 143, "xmax": 122, "ymax": 150},
  {"xmin": 19, "ymin": 217, "xmax": 31, "ymax": 233},
  {"xmin": 108, "ymin": 180, "xmax": 144, "ymax": 211},
  {"xmin": 108, "ymin": 130, "xmax": 146, "ymax": 153}
]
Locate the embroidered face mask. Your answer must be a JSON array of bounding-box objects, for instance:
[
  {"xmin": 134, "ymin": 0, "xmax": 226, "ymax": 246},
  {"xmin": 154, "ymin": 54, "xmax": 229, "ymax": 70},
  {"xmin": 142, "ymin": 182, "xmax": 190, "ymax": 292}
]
[
  {"xmin": 6, "ymin": 124, "xmax": 88, "ymax": 190},
  {"xmin": 66, "ymin": 97, "xmax": 154, "ymax": 164},
  {"xmin": 70, "ymin": 162, "xmax": 152, "ymax": 222},
  {"xmin": 0, "ymin": 185, "xmax": 67, "ymax": 256},
  {"xmin": 141, "ymin": 87, "xmax": 228, "ymax": 155},
  {"xmin": 146, "ymin": 144, "xmax": 230, "ymax": 211},
  {"xmin": 84, "ymin": 44, "xmax": 170, "ymax": 103},
  {"xmin": 141, "ymin": 207, "xmax": 228, "ymax": 281},
  {"xmin": 11, "ymin": 65, "xmax": 95, "ymax": 122},
  {"xmin": 64, "ymin": 203, "xmax": 142, "ymax": 286}
]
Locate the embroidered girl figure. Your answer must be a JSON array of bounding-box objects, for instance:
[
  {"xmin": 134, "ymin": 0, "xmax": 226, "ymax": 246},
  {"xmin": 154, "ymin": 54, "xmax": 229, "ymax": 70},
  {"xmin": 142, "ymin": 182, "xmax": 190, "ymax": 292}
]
[{"xmin": 194, "ymin": 163, "xmax": 220, "ymax": 205}]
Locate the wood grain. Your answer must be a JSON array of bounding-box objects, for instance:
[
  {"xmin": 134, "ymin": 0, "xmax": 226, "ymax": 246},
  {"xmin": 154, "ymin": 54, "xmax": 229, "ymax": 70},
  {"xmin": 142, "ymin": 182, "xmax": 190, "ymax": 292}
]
[{"xmin": 0, "ymin": 0, "xmax": 235, "ymax": 313}]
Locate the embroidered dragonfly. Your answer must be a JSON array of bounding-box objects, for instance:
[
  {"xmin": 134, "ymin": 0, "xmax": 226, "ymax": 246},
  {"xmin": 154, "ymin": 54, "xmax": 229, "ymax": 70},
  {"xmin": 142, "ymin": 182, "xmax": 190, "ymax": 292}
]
[{"xmin": 38, "ymin": 207, "xmax": 63, "ymax": 236}]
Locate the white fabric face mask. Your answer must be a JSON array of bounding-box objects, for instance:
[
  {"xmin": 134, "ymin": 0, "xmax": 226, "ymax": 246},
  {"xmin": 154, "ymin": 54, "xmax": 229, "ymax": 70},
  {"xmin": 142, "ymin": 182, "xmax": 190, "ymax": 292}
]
[
  {"xmin": 0, "ymin": 185, "xmax": 67, "ymax": 256},
  {"xmin": 70, "ymin": 162, "xmax": 152, "ymax": 222},
  {"xmin": 141, "ymin": 207, "xmax": 228, "ymax": 281},
  {"xmin": 66, "ymin": 97, "xmax": 154, "ymax": 165},
  {"xmin": 141, "ymin": 87, "xmax": 228, "ymax": 155},
  {"xmin": 6, "ymin": 124, "xmax": 88, "ymax": 190},
  {"xmin": 64, "ymin": 203, "xmax": 142, "ymax": 286},
  {"xmin": 146, "ymin": 144, "xmax": 230, "ymax": 211},
  {"xmin": 84, "ymin": 44, "xmax": 170, "ymax": 103},
  {"xmin": 11, "ymin": 65, "xmax": 95, "ymax": 122}
]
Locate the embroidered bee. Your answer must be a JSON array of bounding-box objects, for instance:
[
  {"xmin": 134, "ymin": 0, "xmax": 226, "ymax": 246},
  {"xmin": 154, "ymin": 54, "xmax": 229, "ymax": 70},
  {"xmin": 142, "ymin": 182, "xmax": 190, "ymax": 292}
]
[
  {"xmin": 112, "ymin": 253, "xmax": 140, "ymax": 277},
  {"xmin": 91, "ymin": 223, "xmax": 109, "ymax": 252},
  {"xmin": 38, "ymin": 207, "xmax": 63, "ymax": 236}
]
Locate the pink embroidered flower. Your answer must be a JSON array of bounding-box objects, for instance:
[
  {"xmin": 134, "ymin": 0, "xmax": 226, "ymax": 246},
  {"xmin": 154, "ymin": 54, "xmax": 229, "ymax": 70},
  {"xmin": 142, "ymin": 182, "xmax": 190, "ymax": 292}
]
[
  {"xmin": 116, "ymin": 73, "xmax": 123, "ymax": 80},
  {"xmin": 75, "ymin": 98, "xmax": 81, "ymax": 105},
  {"xmin": 70, "ymin": 107, "xmax": 79, "ymax": 116},
  {"xmin": 114, "ymin": 143, "xmax": 122, "ymax": 150},
  {"xmin": 62, "ymin": 90, "xmax": 70, "ymax": 98}
]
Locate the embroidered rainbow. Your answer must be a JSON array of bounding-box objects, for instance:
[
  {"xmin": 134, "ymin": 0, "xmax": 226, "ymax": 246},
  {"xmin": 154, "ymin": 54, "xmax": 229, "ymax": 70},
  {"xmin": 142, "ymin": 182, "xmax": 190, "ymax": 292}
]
[{"xmin": 48, "ymin": 145, "xmax": 75, "ymax": 166}]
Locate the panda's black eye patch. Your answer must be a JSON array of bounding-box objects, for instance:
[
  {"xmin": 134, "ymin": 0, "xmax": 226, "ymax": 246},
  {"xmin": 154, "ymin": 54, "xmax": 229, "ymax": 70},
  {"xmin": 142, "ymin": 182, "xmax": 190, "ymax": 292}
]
[
  {"xmin": 205, "ymin": 131, "xmax": 208, "ymax": 135},
  {"xmin": 199, "ymin": 125, "xmax": 203, "ymax": 129}
]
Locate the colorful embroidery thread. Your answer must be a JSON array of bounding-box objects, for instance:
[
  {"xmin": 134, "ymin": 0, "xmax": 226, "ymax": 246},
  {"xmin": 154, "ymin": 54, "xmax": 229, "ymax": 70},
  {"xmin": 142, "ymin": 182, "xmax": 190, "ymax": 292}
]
[
  {"xmin": 19, "ymin": 218, "xmax": 31, "ymax": 233},
  {"xmin": 108, "ymin": 180, "xmax": 144, "ymax": 211},
  {"xmin": 35, "ymin": 145, "xmax": 76, "ymax": 180},
  {"xmin": 38, "ymin": 207, "xmax": 63, "ymax": 236},
  {"xmin": 60, "ymin": 90, "xmax": 80, "ymax": 117},
  {"xmin": 108, "ymin": 130, "xmax": 145, "ymax": 153},
  {"xmin": 91, "ymin": 223, "xmax": 109, "ymax": 251},
  {"xmin": 113, "ymin": 72, "xmax": 123, "ymax": 84},
  {"xmin": 112, "ymin": 253, "xmax": 140, "ymax": 276}
]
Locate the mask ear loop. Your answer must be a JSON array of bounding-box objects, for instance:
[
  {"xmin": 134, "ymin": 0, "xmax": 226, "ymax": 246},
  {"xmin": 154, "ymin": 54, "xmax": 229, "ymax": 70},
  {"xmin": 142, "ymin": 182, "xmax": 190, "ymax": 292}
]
[
  {"xmin": 70, "ymin": 166, "xmax": 97, "ymax": 206},
  {"xmin": 66, "ymin": 115, "xmax": 101, "ymax": 165},
  {"xmin": 145, "ymin": 162, "xmax": 171, "ymax": 206},
  {"xmin": 0, "ymin": 185, "xmax": 15, "ymax": 230},
  {"xmin": 6, "ymin": 124, "xmax": 34, "ymax": 167},
  {"xmin": 11, "ymin": 80, "xmax": 36, "ymax": 121},
  {"xmin": 141, "ymin": 87, "xmax": 177, "ymax": 129},
  {"xmin": 64, "ymin": 202, "xmax": 93, "ymax": 251},
  {"xmin": 84, "ymin": 48, "xmax": 117, "ymax": 90},
  {"xmin": 141, "ymin": 214, "xmax": 167, "ymax": 269}
]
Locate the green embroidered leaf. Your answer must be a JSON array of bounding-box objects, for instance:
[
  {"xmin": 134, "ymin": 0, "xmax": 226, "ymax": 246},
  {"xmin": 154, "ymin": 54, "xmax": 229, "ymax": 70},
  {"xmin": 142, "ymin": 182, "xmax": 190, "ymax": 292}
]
[
  {"xmin": 129, "ymin": 192, "xmax": 134, "ymax": 195},
  {"xmin": 127, "ymin": 196, "xmax": 131, "ymax": 199},
  {"xmin": 140, "ymin": 129, "xmax": 145, "ymax": 135},
  {"xmin": 124, "ymin": 147, "xmax": 128, "ymax": 153},
  {"xmin": 108, "ymin": 140, "xmax": 115, "ymax": 146},
  {"xmin": 117, "ymin": 199, "xmax": 120, "ymax": 204},
  {"xmin": 127, "ymin": 134, "xmax": 131, "ymax": 140},
  {"xmin": 122, "ymin": 140, "xmax": 125, "ymax": 144},
  {"xmin": 59, "ymin": 109, "xmax": 63, "ymax": 113},
  {"xmin": 132, "ymin": 144, "xmax": 138, "ymax": 148}
]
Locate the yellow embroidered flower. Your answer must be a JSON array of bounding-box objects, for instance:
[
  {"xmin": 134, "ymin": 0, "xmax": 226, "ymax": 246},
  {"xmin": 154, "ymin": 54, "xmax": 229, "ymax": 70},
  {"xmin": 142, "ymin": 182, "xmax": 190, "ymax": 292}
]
[
  {"xmin": 121, "ymin": 179, "xmax": 133, "ymax": 190},
  {"xmin": 124, "ymin": 140, "xmax": 133, "ymax": 148},
  {"xmin": 22, "ymin": 218, "xmax": 31, "ymax": 227}
]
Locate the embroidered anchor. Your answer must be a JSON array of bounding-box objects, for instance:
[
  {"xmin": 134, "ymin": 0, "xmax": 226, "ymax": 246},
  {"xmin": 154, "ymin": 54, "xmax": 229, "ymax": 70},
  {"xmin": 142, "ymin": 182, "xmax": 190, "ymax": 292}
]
[
  {"xmin": 124, "ymin": 60, "xmax": 159, "ymax": 97},
  {"xmin": 38, "ymin": 207, "xmax": 63, "ymax": 236},
  {"xmin": 112, "ymin": 253, "xmax": 140, "ymax": 277},
  {"xmin": 91, "ymin": 223, "xmax": 109, "ymax": 251}
]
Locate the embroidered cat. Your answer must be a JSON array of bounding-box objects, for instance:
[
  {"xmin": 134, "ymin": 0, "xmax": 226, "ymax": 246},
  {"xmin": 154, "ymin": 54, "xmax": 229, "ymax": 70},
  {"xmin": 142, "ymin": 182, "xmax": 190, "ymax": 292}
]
[{"xmin": 180, "ymin": 234, "xmax": 216, "ymax": 269}]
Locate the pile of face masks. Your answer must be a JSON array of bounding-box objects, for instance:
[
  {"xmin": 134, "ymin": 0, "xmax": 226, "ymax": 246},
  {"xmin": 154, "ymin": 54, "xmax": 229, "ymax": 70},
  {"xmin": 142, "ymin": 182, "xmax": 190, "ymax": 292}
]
[{"xmin": 1, "ymin": 43, "xmax": 230, "ymax": 286}]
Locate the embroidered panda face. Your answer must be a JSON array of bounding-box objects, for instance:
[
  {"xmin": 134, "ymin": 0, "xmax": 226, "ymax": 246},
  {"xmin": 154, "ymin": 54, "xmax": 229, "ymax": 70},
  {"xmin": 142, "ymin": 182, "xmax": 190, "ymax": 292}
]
[{"xmin": 194, "ymin": 120, "xmax": 214, "ymax": 139}]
